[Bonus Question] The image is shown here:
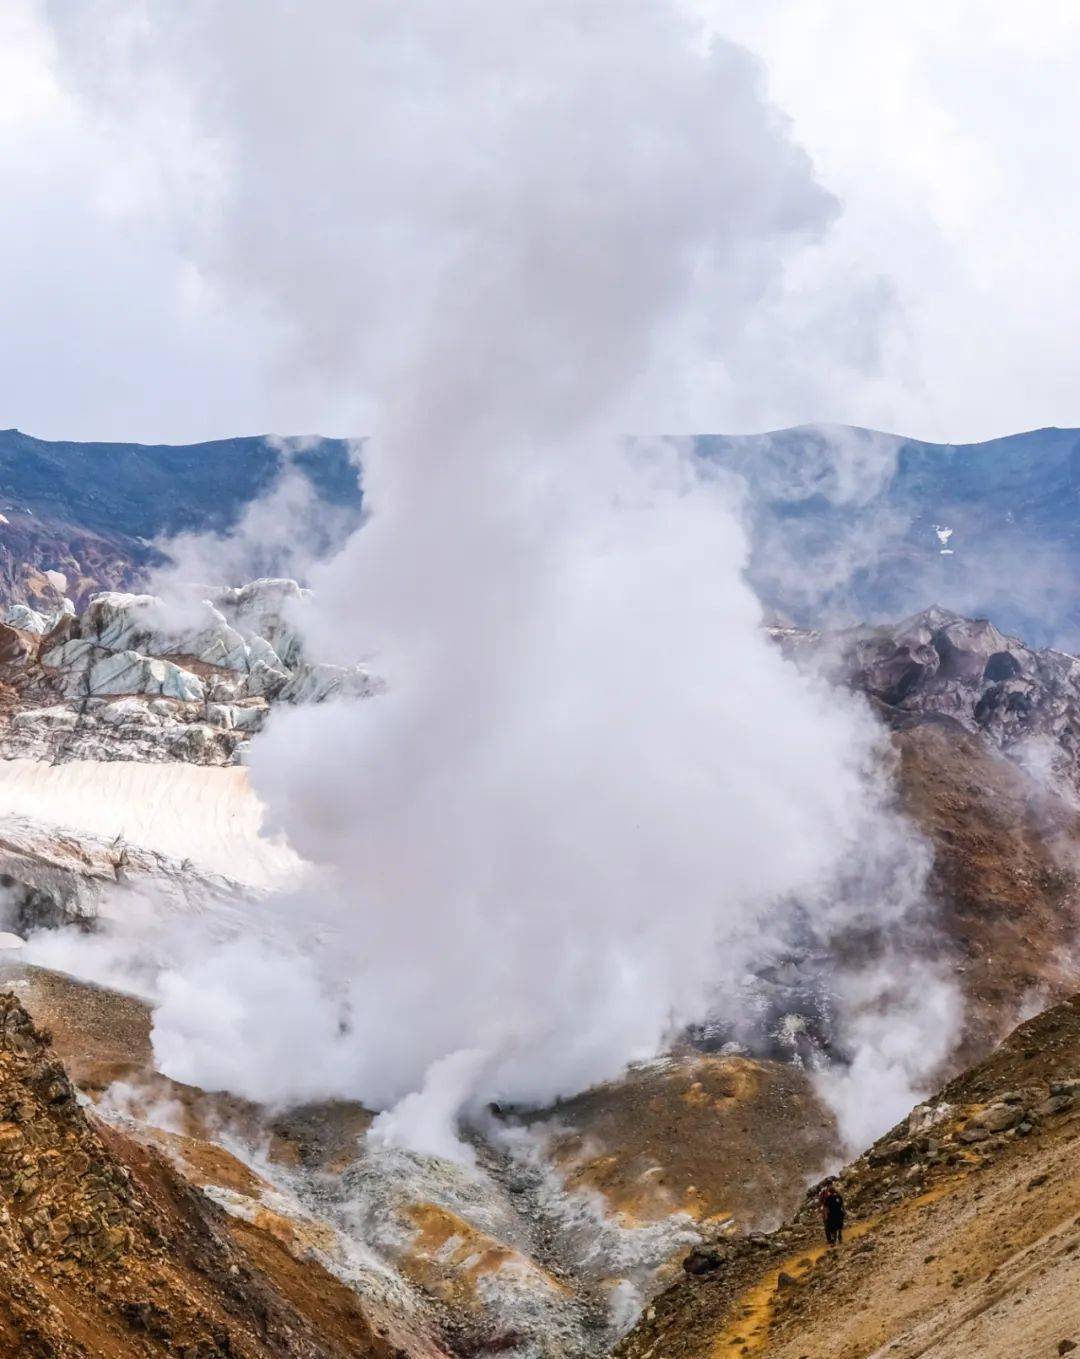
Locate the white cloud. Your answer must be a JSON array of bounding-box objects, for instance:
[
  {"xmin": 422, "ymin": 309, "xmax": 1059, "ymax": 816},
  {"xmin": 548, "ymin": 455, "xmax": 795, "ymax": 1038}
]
[
  {"xmin": 0, "ymin": 1, "xmax": 1073, "ymax": 441},
  {"xmin": 710, "ymin": 0, "xmax": 1080, "ymax": 440}
]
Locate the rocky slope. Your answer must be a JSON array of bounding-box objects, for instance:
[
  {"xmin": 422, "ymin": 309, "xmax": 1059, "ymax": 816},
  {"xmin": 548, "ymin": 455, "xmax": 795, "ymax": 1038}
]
[
  {"xmin": 771, "ymin": 607, "xmax": 1080, "ymax": 1060},
  {"xmin": 0, "ymin": 963, "xmax": 840, "ymax": 1359},
  {"xmin": 0, "ymin": 580, "xmax": 375, "ymax": 766},
  {"xmin": 0, "ymin": 987, "xmax": 435, "ymax": 1359},
  {"xmin": 4, "ymin": 575, "xmax": 1080, "ymax": 1354},
  {"xmin": 776, "ymin": 604, "xmax": 1080, "ymax": 798},
  {"xmin": 0, "ymin": 579, "xmax": 366, "ymax": 929},
  {"xmin": 701, "ymin": 423, "xmax": 1080, "ymax": 646},
  {"xmin": 7, "ymin": 423, "xmax": 1080, "ymax": 641},
  {"xmin": 616, "ymin": 993, "xmax": 1080, "ymax": 1359}
]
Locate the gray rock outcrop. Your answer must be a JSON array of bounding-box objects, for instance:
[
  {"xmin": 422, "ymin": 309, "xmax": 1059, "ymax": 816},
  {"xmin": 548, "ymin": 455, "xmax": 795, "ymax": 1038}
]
[{"xmin": 0, "ymin": 578, "xmax": 376, "ymax": 766}]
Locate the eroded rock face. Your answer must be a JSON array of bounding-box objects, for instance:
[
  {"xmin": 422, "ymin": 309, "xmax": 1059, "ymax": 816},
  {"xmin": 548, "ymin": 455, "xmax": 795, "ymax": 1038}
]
[
  {"xmin": 0, "ymin": 579, "xmax": 378, "ymax": 766},
  {"xmin": 0, "ymin": 622, "xmax": 35, "ymax": 669},
  {"xmin": 775, "ymin": 606, "xmax": 1080, "ymax": 799}
]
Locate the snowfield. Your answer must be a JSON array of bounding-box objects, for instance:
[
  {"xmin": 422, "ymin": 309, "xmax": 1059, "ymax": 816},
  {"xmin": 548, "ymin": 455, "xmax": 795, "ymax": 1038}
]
[{"xmin": 0, "ymin": 758, "xmax": 301, "ymax": 890}]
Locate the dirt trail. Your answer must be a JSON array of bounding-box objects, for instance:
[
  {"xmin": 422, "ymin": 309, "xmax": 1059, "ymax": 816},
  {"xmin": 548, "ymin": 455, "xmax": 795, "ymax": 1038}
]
[{"xmin": 617, "ymin": 995, "xmax": 1080, "ymax": 1359}]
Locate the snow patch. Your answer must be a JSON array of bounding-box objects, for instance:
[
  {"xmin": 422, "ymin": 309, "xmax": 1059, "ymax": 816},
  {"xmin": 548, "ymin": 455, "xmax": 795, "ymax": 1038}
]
[{"xmin": 0, "ymin": 759, "xmax": 301, "ymax": 889}]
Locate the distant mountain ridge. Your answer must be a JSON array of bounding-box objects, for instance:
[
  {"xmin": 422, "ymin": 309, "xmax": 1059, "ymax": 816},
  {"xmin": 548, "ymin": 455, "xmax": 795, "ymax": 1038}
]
[
  {"xmin": 698, "ymin": 423, "xmax": 1080, "ymax": 646},
  {"xmin": 2, "ymin": 423, "xmax": 1077, "ymax": 643},
  {"xmin": 0, "ymin": 428, "xmax": 363, "ymax": 609}
]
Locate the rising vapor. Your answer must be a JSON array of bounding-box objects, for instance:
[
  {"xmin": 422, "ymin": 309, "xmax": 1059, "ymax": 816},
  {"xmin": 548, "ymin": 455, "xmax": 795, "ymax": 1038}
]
[{"xmin": 46, "ymin": 0, "xmax": 960, "ymax": 1153}]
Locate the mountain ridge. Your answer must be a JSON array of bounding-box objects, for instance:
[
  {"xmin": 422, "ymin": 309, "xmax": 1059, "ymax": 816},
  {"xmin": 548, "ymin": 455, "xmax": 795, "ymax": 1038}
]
[{"xmin": 4, "ymin": 421, "xmax": 1079, "ymax": 640}]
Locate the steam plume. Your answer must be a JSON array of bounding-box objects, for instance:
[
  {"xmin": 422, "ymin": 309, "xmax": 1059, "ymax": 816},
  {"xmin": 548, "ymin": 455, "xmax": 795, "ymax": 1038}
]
[{"xmin": 47, "ymin": 0, "xmax": 958, "ymax": 1152}]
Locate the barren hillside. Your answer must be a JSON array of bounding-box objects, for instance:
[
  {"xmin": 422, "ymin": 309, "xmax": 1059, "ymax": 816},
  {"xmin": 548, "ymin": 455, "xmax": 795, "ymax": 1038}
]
[
  {"xmin": 0, "ymin": 988, "xmax": 437, "ymax": 1359},
  {"xmin": 616, "ymin": 995, "xmax": 1080, "ymax": 1359}
]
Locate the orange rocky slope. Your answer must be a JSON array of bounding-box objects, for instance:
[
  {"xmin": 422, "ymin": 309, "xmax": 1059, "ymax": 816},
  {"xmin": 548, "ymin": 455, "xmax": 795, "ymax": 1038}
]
[
  {"xmin": 0, "ymin": 988, "xmax": 448, "ymax": 1359},
  {"xmin": 615, "ymin": 994, "xmax": 1080, "ymax": 1359},
  {"xmin": 894, "ymin": 717, "xmax": 1080, "ymax": 1062}
]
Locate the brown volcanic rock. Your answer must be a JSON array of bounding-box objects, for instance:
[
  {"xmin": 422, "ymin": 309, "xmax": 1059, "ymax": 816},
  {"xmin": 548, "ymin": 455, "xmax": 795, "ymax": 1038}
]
[
  {"xmin": 0, "ymin": 621, "xmax": 37, "ymax": 669},
  {"xmin": 894, "ymin": 719, "xmax": 1080, "ymax": 1062},
  {"xmin": 528, "ymin": 1054, "xmax": 838, "ymax": 1234},
  {"xmin": 10, "ymin": 965, "xmax": 841, "ymax": 1355},
  {"xmin": 0, "ymin": 989, "xmax": 433, "ymax": 1359},
  {"xmin": 774, "ymin": 609, "xmax": 1080, "ymax": 1069},
  {"xmin": 0, "ymin": 512, "xmax": 149, "ymax": 613}
]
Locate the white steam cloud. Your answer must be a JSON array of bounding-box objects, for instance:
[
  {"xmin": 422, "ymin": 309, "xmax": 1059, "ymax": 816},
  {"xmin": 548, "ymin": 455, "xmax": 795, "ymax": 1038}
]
[
  {"xmin": 47, "ymin": 1, "xmax": 958, "ymax": 1154},
  {"xmin": 147, "ymin": 437, "xmax": 361, "ymax": 602}
]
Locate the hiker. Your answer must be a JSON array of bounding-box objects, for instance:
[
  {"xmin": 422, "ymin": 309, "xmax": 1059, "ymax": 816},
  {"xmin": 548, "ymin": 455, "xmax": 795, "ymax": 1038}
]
[
  {"xmin": 821, "ymin": 1182, "xmax": 846, "ymax": 1245},
  {"xmin": 816, "ymin": 1177, "xmax": 836, "ymax": 1225}
]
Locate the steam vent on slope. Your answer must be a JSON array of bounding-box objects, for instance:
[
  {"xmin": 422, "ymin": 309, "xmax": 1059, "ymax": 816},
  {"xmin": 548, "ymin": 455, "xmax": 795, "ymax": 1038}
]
[{"xmin": 1, "ymin": 568, "xmax": 1080, "ymax": 1356}]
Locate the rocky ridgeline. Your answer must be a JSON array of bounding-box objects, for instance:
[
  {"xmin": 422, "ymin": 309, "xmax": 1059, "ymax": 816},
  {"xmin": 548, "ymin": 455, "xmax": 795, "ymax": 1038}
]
[
  {"xmin": 775, "ymin": 605, "xmax": 1080, "ymax": 797},
  {"xmin": 0, "ymin": 579, "xmax": 375, "ymax": 765}
]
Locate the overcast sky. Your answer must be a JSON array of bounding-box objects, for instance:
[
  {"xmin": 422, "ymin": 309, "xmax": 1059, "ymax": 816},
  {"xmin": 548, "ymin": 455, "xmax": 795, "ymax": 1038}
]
[{"xmin": 2, "ymin": 0, "xmax": 1078, "ymax": 446}]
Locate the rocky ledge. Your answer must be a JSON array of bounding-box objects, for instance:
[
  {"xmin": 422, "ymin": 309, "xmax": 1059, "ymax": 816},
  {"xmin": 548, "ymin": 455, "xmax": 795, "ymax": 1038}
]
[
  {"xmin": 0, "ymin": 579, "xmax": 376, "ymax": 765},
  {"xmin": 775, "ymin": 605, "xmax": 1080, "ymax": 799}
]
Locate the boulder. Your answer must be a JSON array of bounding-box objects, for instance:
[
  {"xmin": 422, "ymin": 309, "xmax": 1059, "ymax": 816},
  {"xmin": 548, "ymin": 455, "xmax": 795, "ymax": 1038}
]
[
  {"xmin": 87, "ymin": 651, "xmax": 204, "ymax": 702},
  {"xmin": 11, "ymin": 706, "xmax": 76, "ymax": 731},
  {"xmin": 230, "ymin": 705, "xmax": 267, "ymax": 733},
  {"xmin": 41, "ymin": 639, "xmax": 101, "ymax": 695},
  {"xmin": 963, "ymin": 1102, "xmax": 1026, "ymax": 1137},
  {"xmin": 0, "ymin": 622, "xmax": 35, "ymax": 668},
  {"xmin": 216, "ymin": 578, "xmax": 309, "ymax": 667},
  {"xmin": 851, "ymin": 635, "xmax": 940, "ymax": 706},
  {"xmin": 42, "ymin": 638, "xmax": 97, "ymax": 670},
  {"xmin": 83, "ymin": 592, "xmax": 161, "ymax": 652},
  {"xmin": 3, "ymin": 604, "xmax": 51, "ymax": 635},
  {"xmin": 1035, "ymin": 1093, "xmax": 1074, "ymax": 1118},
  {"xmin": 165, "ymin": 601, "xmax": 251, "ymax": 672},
  {"xmin": 907, "ymin": 1102, "xmax": 953, "ymax": 1134},
  {"xmin": 682, "ymin": 1247, "xmax": 725, "ymax": 1276},
  {"xmin": 245, "ymin": 633, "xmax": 287, "ymax": 671},
  {"xmin": 868, "ymin": 1139, "xmax": 916, "ymax": 1167},
  {"xmin": 206, "ymin": 677, "xmax": 242, "ymax": 704},
  {"xmin": 279, "ymin": 661, "xmax": 376, "ymax": 705},
  {"xmin": 40, "ymin": 611, "xmax": 80, "ymax": 650},
  {"xmin": 933, "ymin": 617, "xmax": 1017, "ymax": 682},
  {"xmin": 85, "ymin": 593, "xmax": 254, "ymax": 674},
  {"xmin": 243, "ymin": 659, "xmax": 289, "ymax": 699},
  {"xmin": 97, "ymin": 698, "xmax": 159, "ymax": 727}
]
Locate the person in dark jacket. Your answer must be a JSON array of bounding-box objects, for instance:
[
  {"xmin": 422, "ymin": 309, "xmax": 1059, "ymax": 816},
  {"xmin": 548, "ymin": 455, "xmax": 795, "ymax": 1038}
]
[{"xmin": 821, "ymin": 1184, "xmax": 846, "ymax": 1245}]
